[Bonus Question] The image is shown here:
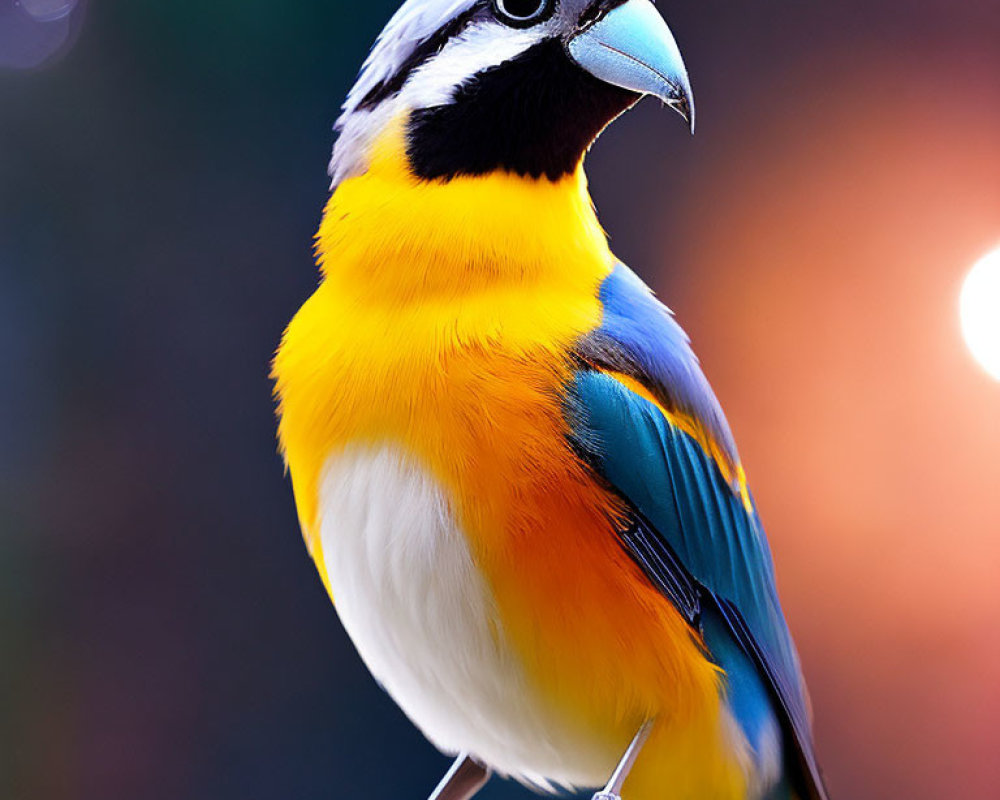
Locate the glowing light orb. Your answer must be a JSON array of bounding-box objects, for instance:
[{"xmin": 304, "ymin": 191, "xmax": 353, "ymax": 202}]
[{"xmin": 960, "ymin": 247, "xmax": 1000, "ymax": 381}]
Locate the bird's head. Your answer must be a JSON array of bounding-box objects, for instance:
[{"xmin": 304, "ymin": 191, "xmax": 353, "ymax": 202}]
[{"xmin": 330, "ymin": 0, "xmax": 694, "ymax": 187}]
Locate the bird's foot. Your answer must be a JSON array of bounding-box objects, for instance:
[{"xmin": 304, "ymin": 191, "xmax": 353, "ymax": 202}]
[{"xmin": 592, "ymin": 720, "xmax": 655, "ymax": 800}]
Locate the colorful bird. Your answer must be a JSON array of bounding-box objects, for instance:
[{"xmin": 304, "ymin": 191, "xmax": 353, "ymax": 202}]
[{"xmin": 273, "ymin": 1, "xmax": 829, "ymax": 799}]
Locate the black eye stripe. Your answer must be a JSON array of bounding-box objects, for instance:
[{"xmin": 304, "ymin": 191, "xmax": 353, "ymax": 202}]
[{"xmin": 355, "ymin": 3, "xmax": 486, "ymax": 113}]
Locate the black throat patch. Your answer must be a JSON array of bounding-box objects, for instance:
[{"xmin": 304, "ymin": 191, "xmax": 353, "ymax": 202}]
[{"xmin": 406, "ymin": 38, "xmax": 639, "ymax": 182}]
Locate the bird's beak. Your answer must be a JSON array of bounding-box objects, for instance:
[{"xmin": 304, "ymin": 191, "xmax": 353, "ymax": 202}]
[{"xmin": 567, "ymin": 0, "xmax": 695, "ymax": 132}]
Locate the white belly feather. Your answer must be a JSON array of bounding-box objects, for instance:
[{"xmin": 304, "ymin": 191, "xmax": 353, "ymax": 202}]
[{"xmin": 318, "ymin": 445, "xmax": 615, "ymax": 788}]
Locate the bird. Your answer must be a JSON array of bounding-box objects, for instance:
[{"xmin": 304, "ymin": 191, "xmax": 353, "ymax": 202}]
[{"xmin": 272, "ymin": 1, "xmax": 829, "ymax": 799}]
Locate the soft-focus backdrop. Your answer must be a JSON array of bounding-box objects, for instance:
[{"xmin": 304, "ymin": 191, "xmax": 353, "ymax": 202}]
[{"xmin": 2, "ymin": 1, "xmax": 998, "ymax": 798}]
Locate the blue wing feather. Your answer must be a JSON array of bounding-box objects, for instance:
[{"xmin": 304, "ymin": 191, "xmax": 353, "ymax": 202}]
[
  {"xmin": 568, "ymin": 264, "xmax": 828, "ymax": 799},
  {"xmin": 576, "ymin": 262, "xmax": 740, "ymax": 478}
]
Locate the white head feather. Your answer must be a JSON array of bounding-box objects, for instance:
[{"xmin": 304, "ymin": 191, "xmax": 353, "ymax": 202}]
[
  {"xmin": 329, "ymin": 0, "xmax": 479, "ymax": 187},
  {"xmin": 343, "ymin": 0, "xmax": 480, "ymax": 119}
]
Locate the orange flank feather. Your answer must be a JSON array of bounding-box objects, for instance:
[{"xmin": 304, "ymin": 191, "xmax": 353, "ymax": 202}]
[{"xmin": 273, "ymin": 116, "xmax": 750, "ymax": 799}]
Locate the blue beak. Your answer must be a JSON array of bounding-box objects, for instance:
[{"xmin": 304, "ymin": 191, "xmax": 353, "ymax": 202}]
[{"xmin": 567, "ymin": 0, "xmax": 695, "ymax": 132}]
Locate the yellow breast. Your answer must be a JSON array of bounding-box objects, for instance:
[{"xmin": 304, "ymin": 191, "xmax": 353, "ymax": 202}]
[{"xmin": 273, "ymin": 115, "xmax": 613, "ymax": 582}]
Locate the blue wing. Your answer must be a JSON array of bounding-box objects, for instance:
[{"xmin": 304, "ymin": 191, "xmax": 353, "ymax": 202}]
[{"xmin": 568, "ymin": 264, "xmax": 828, "ymax": 800}]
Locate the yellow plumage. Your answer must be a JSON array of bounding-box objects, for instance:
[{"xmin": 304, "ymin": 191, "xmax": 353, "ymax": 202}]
[
  {"xmin": 273, "ymin": 116, "xmax": 750, "ymax": 799},
  {"xmin": 274, "ymin": 115, "xmax": 611, "ymax": 588}
]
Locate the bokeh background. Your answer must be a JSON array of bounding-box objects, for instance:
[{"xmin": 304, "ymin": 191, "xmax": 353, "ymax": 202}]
[{"xmin": 2, "ymin": 1, "xmax": 998, "ymax": 798}]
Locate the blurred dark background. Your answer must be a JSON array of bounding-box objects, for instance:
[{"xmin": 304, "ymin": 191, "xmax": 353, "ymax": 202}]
[{"xmin": 1, "ymin": 1, "xmax": 998, "ymax": 798}]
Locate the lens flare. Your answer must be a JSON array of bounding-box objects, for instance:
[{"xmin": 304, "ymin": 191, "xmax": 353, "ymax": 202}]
[
  {"xmin": 960, "ymin": 246, "xmax": 1000, "ymax": 381},
  {"xmin": 20, "ymin": 0, "xmax": 78, "ymax": 23}
]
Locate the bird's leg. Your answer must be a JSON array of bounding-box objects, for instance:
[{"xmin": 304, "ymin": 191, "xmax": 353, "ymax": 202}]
[
  {"xmin": 427, "ymin": 753, "xmax": 491, "ymax": 800},
  {"xmin": 592, "ymin": 720, "xmax": 655, "ymax": 800}
]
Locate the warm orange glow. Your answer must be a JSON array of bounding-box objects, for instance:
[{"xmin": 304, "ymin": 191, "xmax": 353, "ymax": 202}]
[{"xmin": 659, "ymin": 52, "xmax": 1000, "ymax": 800}]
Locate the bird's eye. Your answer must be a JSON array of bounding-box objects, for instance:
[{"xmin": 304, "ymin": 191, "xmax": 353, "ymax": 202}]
[{"xmin": 492, "ymin": 0, "xmax": 554, "ymax": 27}]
